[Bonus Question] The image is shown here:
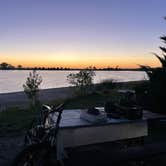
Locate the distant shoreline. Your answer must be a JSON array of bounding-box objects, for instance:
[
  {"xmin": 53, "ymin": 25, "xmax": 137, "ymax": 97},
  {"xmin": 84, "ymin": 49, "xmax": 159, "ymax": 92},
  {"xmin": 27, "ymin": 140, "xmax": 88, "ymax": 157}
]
[
  {"xmin": 0, "ymin": 68, "xmax": 144, "ymax": 71},
  {"xmin": 0, "ymin": 68, "xmax": 143, "ymax": 71}
]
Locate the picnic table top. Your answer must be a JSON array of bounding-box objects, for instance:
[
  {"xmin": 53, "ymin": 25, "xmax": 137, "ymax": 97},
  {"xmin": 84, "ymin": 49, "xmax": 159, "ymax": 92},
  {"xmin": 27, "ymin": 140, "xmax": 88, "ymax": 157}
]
[
  {"xmin": 59, "ymin": 108, "xmax": 147, "ymax": 129},
  {"xmin": 59, "ymin": 108, "xmax": 166, "ymax": 129}
]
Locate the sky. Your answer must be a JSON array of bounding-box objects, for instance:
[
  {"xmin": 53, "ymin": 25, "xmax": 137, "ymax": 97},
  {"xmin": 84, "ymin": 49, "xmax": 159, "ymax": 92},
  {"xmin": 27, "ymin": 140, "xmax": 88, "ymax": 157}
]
[{"xmin": 0, "ymin": 0, "xmax": 166, "ymax": 68}]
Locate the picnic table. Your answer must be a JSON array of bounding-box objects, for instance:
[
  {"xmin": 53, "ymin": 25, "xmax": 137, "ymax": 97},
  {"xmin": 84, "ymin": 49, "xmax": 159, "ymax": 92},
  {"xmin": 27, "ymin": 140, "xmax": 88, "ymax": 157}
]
[{"xmin": 56, "ymin": 108, "xmax": 148, "ymax": 160}]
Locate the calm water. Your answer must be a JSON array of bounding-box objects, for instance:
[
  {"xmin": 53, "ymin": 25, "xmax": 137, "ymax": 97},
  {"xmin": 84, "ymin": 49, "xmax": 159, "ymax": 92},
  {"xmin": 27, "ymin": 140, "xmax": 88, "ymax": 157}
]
[{"xmin": 0, "ymin": 70, "xmax": 147, "ymax": 94}]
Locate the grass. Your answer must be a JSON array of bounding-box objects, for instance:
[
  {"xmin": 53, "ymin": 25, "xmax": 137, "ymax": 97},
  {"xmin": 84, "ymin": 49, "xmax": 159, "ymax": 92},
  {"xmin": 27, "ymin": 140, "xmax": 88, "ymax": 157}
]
[
  {"xmin": 0, "ymin": 107, "xmax": 36, "ymax": 135},
  {"xmin": 65, "ymin": 90, "xmax": 119, "ymax": 109},
  {"xmin": 0, "ymin": 90, "xmax": 120, "ymax": 135},
  {"xmin": 115, "ymin": 80, "xmax": 148, "ymax": 89}
]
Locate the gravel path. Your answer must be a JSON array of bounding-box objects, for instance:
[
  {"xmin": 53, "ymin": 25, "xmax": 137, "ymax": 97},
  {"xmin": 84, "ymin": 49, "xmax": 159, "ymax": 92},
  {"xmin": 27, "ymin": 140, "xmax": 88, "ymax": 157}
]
[
  {"xmin": 0, "ymin": 135, "xmax": 24, "ymax": 166},
  {"xmin": 0, "ymin": 87, "xmax": 74, "ymax": 110}
]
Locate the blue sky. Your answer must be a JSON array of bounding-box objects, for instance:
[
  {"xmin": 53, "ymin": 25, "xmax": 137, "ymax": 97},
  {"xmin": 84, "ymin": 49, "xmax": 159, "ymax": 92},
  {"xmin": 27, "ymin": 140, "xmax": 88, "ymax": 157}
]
[{"xmin": 0, "ymin": 0, "xmax": 166, "ymax": 68}]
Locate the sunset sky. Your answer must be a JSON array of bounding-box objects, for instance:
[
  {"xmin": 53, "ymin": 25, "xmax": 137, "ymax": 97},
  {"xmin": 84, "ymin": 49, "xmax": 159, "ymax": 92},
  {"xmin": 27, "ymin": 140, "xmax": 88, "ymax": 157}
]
[{"xmin": 0, "ymin": 0, "xmax": 166, "ymax": 68}]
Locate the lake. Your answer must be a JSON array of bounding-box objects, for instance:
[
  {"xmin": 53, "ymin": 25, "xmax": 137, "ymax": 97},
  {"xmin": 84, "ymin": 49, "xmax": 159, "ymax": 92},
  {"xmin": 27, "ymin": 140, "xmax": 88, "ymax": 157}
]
[{"xmin": 0, "ymin": 70, "xmax": 147, "ymax": 94}]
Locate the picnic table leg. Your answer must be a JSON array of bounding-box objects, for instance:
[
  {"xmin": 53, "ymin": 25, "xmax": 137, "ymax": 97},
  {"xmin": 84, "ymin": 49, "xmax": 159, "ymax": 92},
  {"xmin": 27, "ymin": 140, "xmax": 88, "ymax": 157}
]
[
  {"xmin": 56, "ymin": 132, "xmax": 68, "ymax": 162},
  {"xmin": 118, "ymin": 137, "xmax": 145, "ymax": 148},
  {"xmin": 127, "ymin": 137, "xmax": 145, "ymax": 147},
  {"xmin": 139, "ymin": 136, "xmax": 145, "ymax": 145}
]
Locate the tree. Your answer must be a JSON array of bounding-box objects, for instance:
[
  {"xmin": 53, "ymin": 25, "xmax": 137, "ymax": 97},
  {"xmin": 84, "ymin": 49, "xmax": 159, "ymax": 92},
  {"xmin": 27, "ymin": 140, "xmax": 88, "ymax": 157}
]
[
  {"xmin": 23, "ymin": 70, "xmax": 42, "ymax": 111},
  {"xmin": 0, "ymin": 62, "xmax": 15, "ymax": 69},
  {"xmin": 140, "ymin": 18, "xmax": 166, "ymax": 113},
  {"xmin": 17, "ymin": 65, "xmax": 22, "ymax": 69},
  {"xmin": 67, "ymin": 68, "xmax": 95, "ymax": 95}
]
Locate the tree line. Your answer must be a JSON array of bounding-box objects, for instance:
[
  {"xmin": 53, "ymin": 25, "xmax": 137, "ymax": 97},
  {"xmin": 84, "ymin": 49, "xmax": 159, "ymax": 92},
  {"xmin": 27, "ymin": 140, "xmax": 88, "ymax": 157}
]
[{"xmin": 0, "ymin": 62, "xmax": 143, "ymax": 71}]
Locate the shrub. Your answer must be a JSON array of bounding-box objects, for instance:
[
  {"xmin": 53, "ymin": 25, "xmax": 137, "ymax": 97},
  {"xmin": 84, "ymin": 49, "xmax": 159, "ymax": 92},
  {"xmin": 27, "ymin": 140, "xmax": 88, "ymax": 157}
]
[
  {"xmin": 141, "ymin": 66, "xmax": 166, "ymax": 113},
  {"xmin": 140, "ymin": 18, "xmax": 166, "ymax": 113},
  {"xmin": 67, "ymin": 68, "xmax": 95, "ymax": 95},
  {"xmin": 23, "ymin": 70, "xmax": 42, "ymax": 111},
  {"xmin": 95, "ymin": 79, "xmax": 116, "ymax": 91},
  {"xmin": 134, "ymin": 81, "xmax": 150, "ymax": 109}
]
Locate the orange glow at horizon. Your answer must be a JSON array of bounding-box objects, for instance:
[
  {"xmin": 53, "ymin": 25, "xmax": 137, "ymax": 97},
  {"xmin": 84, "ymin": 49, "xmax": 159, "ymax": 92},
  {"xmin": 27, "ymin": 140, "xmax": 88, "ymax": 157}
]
[{"xmin": 0, "ymin": 53, "xmax": 161, "ymax": 69}]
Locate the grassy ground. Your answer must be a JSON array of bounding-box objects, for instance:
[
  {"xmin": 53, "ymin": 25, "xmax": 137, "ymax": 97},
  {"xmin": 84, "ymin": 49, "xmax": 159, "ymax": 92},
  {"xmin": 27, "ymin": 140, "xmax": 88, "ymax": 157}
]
[
  {"xmin": 0, "ymin": 90, "xmax": 120, "ymax": 135},
  {"xmin": 0, "ymin": 107, "xmax": 35, "ymax": 135}
]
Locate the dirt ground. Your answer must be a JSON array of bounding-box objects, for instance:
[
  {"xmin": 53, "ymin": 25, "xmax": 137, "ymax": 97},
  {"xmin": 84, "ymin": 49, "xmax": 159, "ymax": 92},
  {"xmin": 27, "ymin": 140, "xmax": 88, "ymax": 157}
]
[
  {"xmin": 1, "ymin": 134, "xmax": 166, "ymax": 166},
  {"xmin": 0, "ymin": 87, "xmax": 74, "ymax": 110},
  {"xmin": 0, "ymin": 134, "xmax": 24, "ymax": 166}
]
